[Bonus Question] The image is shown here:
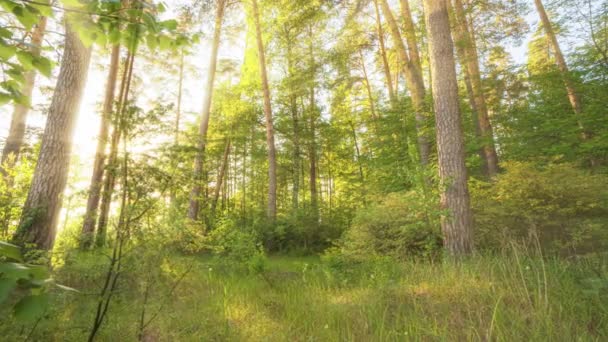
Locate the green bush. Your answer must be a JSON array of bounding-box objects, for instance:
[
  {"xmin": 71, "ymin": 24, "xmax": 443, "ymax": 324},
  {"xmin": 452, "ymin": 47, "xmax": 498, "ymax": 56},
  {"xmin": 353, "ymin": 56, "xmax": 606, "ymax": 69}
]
[
  {"xmin": 337, "ymin": 189, "xmax": 442, "ymax": 260},
  {"xmin": 471, "ymin": 162, "xmax": 608, "ymax": 254}
]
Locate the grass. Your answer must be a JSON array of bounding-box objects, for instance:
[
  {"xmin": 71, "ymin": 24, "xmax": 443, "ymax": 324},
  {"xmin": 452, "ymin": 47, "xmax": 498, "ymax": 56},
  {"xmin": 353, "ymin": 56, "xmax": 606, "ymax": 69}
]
[{"xmin": 1, "ymin": 250, "xmax": 607, "ymax": 341}]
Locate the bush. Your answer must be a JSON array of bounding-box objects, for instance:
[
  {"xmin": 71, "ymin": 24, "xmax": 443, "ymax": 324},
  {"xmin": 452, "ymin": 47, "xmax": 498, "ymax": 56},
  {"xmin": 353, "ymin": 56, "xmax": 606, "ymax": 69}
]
[
  {"xmin": 471, "ymin": 162, "xmax": 608, "ymax": 255},
  {"xmin": 337, "ymin": 189, "xmax": 442, "ymax": 260}
]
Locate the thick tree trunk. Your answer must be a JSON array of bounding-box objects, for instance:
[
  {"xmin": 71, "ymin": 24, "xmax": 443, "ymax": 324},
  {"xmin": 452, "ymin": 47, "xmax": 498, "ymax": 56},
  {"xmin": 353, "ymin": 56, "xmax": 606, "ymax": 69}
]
[
  {"xmin": 379, "ymin": 0, "xmax": 431, "ymax": 166},
  {"xmin": 14, "ymin": 23, "xmax": 92, "ymax": 250},
  {"xmin": 97, "ymin": 51, "xmax": 135, "ymax": 247},
  {"xmin": 80, "ymin": 44, "xmax": 121, "ymax": 248},
  {"xmin": 188, "ymin": 0, "xmax": 227, "ymax": 221},
  {"xmin": 372, "ymin": 0, "xmax": 395, "ymax": 104},
  {"xmin": 533, "ymin": 0, "xmax": 588, "ymax": 140},
  {"xmin": 1, "ymin": 16, "xmax": 47, "ymax": 169},
  {"xmin": 252, "ymin": 0, "xmax": 278, "ymax": 220},
  {"xmin": 424, "ymin": 0, "xmax": 473, "ymax": 256},
  {"xmin": 452, "ymin": 0, "xmax": 499, "ymax": 177}
]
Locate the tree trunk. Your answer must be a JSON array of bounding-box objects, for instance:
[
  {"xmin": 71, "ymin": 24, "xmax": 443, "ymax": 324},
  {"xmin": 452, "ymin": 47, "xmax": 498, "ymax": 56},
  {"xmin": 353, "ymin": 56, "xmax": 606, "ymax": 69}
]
[
  {"xmin": 533, "ymin": 0, "xmax": 588, "ymax": 140},
  {"xmin": 211, "ymin": 139, "xmax": 231, "ymax": 216},
  {"xmin": 358, "ymin": 49, "xmax": 378, "ymax": 121},
  {"xmin": 188, "ymin": 0, "xmax": 227, "ymax": 221},
  {"xmin": 379, "ymin": 0, "xmax": 431, "ymax": 166},
  {"xmin": 1, "ymin": 16, "xmax": 47, "ymax": 170},
  {"xmin": 252, "ymin": 0, "xmax": 278, "ymax": 220},
  {"xmin": 97, "ymin": 51, "xmax": 135, "ymax": 247},
  {"xmin": 307, "ymin": 29, "xmax": 318, "ymax": 219},
  {"xmin": 372, "ymin": 0, "xmax": 395, "ymax": 104},
  {"xmin": 424, "ymin": 0, "xmax": 473, "ymax": 256},
  {"xmin": 80, "ymin": 44, "xmax": 121, "ymax": 248},
  {"xmin": 452, "ymin": 0, "xmax": 499, "ymax": 177},
  {"xmin": 14, "ymin": 23, "xmax": 92, "ymax": 250},
  {"xmin": 286, "ymin": 40, "xmax": 300, "ymax": 210},
  {"xmin": 399, "ymin": 0, "xmax": 423, "ymax": 74}
]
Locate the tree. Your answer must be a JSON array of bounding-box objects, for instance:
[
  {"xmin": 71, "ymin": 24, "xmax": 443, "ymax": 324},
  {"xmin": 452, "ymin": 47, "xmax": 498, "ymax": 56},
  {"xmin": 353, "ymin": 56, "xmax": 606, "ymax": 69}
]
[
  {"xmin": 451, "ymin": 0, "xmax": 500, "ymax": 177},
  {"xmin": 80, "ymin": 44, "xmax": 121, "ymax": 248},
  {"xmin": 424, "ymin": 0, "xmax": 473, "ymax": 256},
  {"xmin": 1, "ymin": 16, "xmax": 47, "ymax": 170},
  {"xmin": 14, "ymin": 23, "xmax": 92, "ymax": 250},
  {"xmin": 188, "ymin": 0, "xmax": 228, "ymax": 221},
  {"xmin": 251, "ymin": 0, "xmax": 278, "ymax": 220}
]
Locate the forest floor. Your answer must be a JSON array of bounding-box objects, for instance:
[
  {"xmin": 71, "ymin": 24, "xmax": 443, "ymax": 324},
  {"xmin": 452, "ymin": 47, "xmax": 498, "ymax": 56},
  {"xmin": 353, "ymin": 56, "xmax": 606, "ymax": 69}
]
[{"xmin": 1, "ymin": 252, "xmax": 607, "ymax": 341}]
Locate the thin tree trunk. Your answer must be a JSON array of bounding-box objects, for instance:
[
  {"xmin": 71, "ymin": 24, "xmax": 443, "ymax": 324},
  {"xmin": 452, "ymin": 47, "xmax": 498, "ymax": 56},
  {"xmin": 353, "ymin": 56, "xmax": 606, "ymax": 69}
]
[
  {"xmin": 97, "ymin": 51, "xmax": 135, "ymax": 247},
  {"xmin": 188, "ymin": 0, "xmax": 227, "ymax": 221},
  {"xmin": 1, "ymin": 16, "xmax": 47, "ymax": 170},
  {"xmin": 80, "ymin": 44, "xmax": 121, "ymax": 248},
  {"xmin": 533, "ymin": 0, "xmax": 589, "ymax": 140},
  {"xmin": 452, "ymin": 0, "xmax": 499, "ymax": 177},
  {"xmin": 252, "ymin": 0, "xmax": 278, "ymax": 220},
  {"xmin": 175, "ymin": 49, "xmax": 184, "ymax": 144},
  {"xmin": 307, "ymin": 29, "xmax": 318, "ymax": 219},
  {"xmin": 358, "ymin": 49, "xmax": 378, "ymax": 121},
  {"xmin": 286, "ymin": 37, "xmax": 300, "ymax": 210},
  {"xmin": 211, "ymin": 139, "xmax": 231, "ymax": 216},
  {"xmin": 14, "ymin": 23, "xmax": 92, "ymax": 250},
  {"xmin": 372, "ymin": 0, "xmax": 395, "ymax": 104},
  {"xmin": 424, "ymin": 0, "xmax": 473, "ymax": 256},
  {"xmin": 399, "ymin": 0, "xmax": 423, "ymax": 74},
  {"xmin": 379, "ymin": 0, "xmax": 431, "ymax": 166}
]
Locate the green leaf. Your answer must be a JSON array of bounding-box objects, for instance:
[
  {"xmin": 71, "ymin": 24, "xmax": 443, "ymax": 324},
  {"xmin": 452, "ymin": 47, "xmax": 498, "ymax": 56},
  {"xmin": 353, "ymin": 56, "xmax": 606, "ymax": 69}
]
[
  {"xmin": 0, "ymin": 262, "xmax": 31, "ymax": 279},
  {"xmin": 160, "ymin": 19, "xmax": 178, "ymax": 31},
  {"xmin": 0, "ymin": 241, "xmax": 22, "ymax": 261},
  {"xmin": 0, "ymin": 92, "xmax": 12, "ymax": 105},
  {"xmin": 16, "ymin": 50, "xmax": 35, "ymax": 70},
  {"xmin": 32, "ymin": 56, "xmax": 52, "ymax": 77},
  {"xmin": 14, "ymin": 293, "xmax": 49, "ymax": 322},
  {"xmin": 29, "ymin": 0, "xmax": 52, "ymax": 17},
  {"xmin": 0, "ymin": 278, "xmax": 17, "ymax": 304}
]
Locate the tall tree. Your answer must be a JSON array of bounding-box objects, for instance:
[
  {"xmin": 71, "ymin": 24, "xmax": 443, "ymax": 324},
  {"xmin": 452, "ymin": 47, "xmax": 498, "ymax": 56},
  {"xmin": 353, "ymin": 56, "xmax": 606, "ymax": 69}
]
[
  {"xmin": 451, "ymin": 0, "xmax": 499, "ymax": 177},
  {"xmin": 379, "ymin": 0, "xmax": 431, "ymax": 165},
  {"xmin": 80, "ymin": 44, "xmax": 121, "ymax": 248},
  {"xmin": 372, "ymin": 0, "xmax": 395, "ymax": 104},
  {"xmin": 188, "ymin": 0, "xmax": 227, "ymax": 221},
  {"xmin": 424, "ymin": 0, "xmax": 473, "ymax": 256},
  {"xmin": 14, "ymin": 23, "xmax": 92, "ymax": 250},
  {"xmin": 1, "ymin": 16, "xmax": 47, "ymax": 169},
  {"xmin": 533, "ymin": 0, "xmax": 588, "ymax": 141},
  {"xmin": 252, "ymin": 0, "xmax": 278, "ymax": 220}
]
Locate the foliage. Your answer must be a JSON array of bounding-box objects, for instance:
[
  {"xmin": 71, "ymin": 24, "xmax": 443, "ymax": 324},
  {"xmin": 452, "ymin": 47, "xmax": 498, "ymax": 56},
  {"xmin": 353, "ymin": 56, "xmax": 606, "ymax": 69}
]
[
  {"xmin": 337, "ymin": 189, "xmax": 443, "ymax": 261},
  {"xmin": 0, "ymin": 241, "xmax": 76, "ymax": 323},
  {"xmin": 471, "ymin": 162, "xmax": 608, "ymax": 254}
]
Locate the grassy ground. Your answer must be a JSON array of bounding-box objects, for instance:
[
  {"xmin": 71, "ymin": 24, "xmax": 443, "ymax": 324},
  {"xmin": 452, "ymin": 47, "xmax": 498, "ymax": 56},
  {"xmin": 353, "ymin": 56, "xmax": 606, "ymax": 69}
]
[{"xmin": 1, "ymin": 251, "xmax": 607, "ymax": 341}]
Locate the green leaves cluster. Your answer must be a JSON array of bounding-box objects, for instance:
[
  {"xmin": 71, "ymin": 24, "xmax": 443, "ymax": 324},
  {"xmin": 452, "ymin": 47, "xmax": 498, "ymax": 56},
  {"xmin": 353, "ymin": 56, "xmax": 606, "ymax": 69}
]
[
  {"xmin": 0, "ymin": 241, "xmax": 76, "ymax": 322},
  {"xmin": 0, "ymin": 0, "xmax": 53, "ymax": 105}
]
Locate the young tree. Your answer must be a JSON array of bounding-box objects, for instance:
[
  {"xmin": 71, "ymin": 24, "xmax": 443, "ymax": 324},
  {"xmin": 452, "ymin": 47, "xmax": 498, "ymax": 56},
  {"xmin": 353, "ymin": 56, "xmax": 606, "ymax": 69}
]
[
  {"xmin": 252, "ymin": 0, "xmax": 278, "ymax": 220},
  {"xmin": 14, "ymin": 23, "xmax": 92, "ymax": 249},
  {"xmin": 424, "ymin": 0, "xmax": 473, "ymax": 256},
  {"xmin": 80, "ymin": 45, "xmax": 121, "ymax": 248},
  {"xmin": 188, "ymin": 0, "xmax": 228, "ymax": 221}
]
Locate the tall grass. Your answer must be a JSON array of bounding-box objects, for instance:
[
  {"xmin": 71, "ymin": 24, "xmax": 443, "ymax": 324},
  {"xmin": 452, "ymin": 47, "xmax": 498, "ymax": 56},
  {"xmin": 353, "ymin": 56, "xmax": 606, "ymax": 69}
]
[{"xmin": 1, "ymin": 249, "xmax": 606, "ymax": 341}]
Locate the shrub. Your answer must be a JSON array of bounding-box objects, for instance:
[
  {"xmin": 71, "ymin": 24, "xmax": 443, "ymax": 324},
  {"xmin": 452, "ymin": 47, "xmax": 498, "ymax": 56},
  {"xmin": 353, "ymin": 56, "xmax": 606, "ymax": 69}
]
[
  {"xmin": 337, "ymin": 189, "xmax": 442, "ymax": 260},
  {"xmin": 471, "ymin": 162, "xmax": 608, "ymax": 255}
]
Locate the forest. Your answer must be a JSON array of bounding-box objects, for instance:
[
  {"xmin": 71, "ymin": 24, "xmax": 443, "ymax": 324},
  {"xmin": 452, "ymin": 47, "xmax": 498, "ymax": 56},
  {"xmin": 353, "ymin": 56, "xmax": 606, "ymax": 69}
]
[{"xmin": 0, "ymin": 0, "xmax": 607, "ymax": 340}]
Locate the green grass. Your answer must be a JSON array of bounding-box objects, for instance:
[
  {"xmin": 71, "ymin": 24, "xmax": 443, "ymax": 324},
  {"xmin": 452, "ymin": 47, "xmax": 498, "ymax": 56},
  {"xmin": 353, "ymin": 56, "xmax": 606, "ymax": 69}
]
[{"xmin": 1, "ymin": 251, "xmax": 607, "ymax": 341}]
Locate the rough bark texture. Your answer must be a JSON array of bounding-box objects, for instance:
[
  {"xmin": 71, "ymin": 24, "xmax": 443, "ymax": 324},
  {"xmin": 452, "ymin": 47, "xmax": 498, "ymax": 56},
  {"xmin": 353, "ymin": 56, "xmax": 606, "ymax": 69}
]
[
  {"xmin": 1, "ymin": 16, "xmax": 47, "ymax": 169},
  {"xmin": 252, "ymin": 0, "xmax": 278, "ymax": 220},
  {"xmin": 188, "ymin": 0, "xmax": 226, "ymax": 221},
  {"xmin": 452, "ymin": 0, "xmax": 499, "ymax": 177},
  {"xmin": 379, "ymin": 0, "xmax": 431, "ymax": 166},
  {"xmin": 80, "ymin": 44, "xmax": 121, "ymax": 248},
  {"xmin": 14, "ymin": 23, "xmax": 92, "ymax": 250},
  {"xmin": 424, "ymin": 0, "xmax": 473, "ymax": 256},
  {"xmin": 533, "ymin": 0, "xmax": 587, "ymax": 138},
  {"xmin": 372, "ymin": 0, "xmax": 395, "ymax": 104}
]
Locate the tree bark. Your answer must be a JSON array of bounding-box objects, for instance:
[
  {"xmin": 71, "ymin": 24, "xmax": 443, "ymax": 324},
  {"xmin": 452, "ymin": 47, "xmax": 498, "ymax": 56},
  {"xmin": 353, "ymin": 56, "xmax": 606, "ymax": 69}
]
[
  {"xmin": 379, "ymin": 0, "xmax": 431, "ymax": 166},
  {"xmin": 188, "ymin": 0, "xmax": 227, "ymax": 221},
  {"xmin": 286, "ymin": 38, "xmax": 300, "ymax": 210},
  {"xmin": 1, "ymin": 16, "xmax": 47, "ymax": 170},
  {"xmin": 307, "ymin": 29, "xmax": 318, "ymax": 219},
  {"xmin": 80, "ymin": 44, "xmax": 121, "ymax": 248},
  {"xmin": 452, "ymin": 0, "xmax": 499, "ymax": 177},
  {"xmin": 372, "ymin": 0, "xmax": 395, "ymax": 104},
  {"xmin": 424, "ymin": 0, "xmax": 473, "ymax": 256},
  {"xmin": 252, "ymin": 0, "xmax": 278, "ymax": 220},
  {"xmin": 533, "ymin": 0, "xmax": 588, "ymax": 140},
  {"xmin": 97, "ymin": 51, "xmax": 135, "ymax": 247},
  {"xmin": 14, "ymin": 23, "xmax": 92, "ymax": 250}
]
